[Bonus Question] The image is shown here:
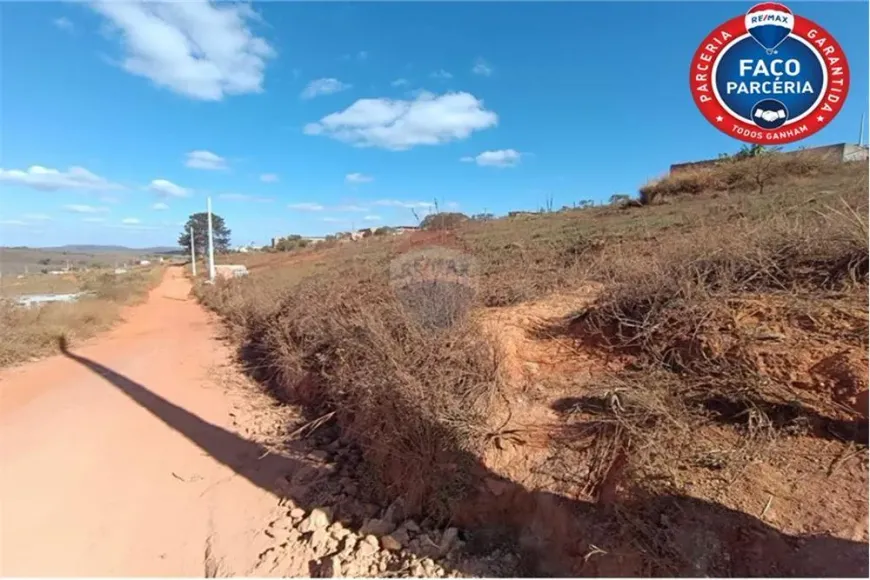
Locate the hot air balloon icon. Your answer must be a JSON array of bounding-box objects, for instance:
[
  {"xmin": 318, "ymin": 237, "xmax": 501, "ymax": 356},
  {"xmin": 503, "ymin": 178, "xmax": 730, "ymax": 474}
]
[{"xmin": 745, "ymin": 3, "xmax": 794, "ymax": 53}]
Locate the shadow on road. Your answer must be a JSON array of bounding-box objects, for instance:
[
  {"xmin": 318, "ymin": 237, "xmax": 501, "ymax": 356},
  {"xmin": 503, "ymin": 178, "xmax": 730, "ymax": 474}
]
[{"xmin": 59, "ymin": 337, "xmax": 870, "ymax": 577}]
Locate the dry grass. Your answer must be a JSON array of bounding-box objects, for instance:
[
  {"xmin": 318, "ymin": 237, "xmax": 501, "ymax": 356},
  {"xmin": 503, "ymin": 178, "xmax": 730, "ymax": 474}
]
[
  {"xmin": 198, "ymin": 267, "xmax": 504, "ymax": 520},
  {"xmin": 638, "ymin": 151, "xmax": 841, "ymax": 204},
  {"xmin": 0, "ymin": 267, "xmax": 164, "ymax": 367},
  {"xmin": 541, "ymin": 164, "xmax": 869, "ymax": 497},
  {"xmin": 196, "ymin": 155, "xmax": 868, "ymax": 546}
]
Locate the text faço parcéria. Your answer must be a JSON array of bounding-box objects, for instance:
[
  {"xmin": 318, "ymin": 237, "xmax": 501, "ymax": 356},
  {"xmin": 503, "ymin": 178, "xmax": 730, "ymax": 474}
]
[{"xmin": 725, "ymin": 58, "xmax": 815, "ymax": 95}]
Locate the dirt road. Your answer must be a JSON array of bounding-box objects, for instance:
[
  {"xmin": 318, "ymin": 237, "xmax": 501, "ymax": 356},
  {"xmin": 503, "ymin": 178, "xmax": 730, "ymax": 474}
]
[{"xmin": 0, "ymin": 268, "xmax": 290, "ymax": 576}]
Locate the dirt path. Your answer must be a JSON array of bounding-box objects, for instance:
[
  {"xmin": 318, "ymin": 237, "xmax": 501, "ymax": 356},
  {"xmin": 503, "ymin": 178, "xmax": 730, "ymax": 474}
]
[{"xmin": 0, "ymin": 267, "xmax": 290, "ymax": 576}]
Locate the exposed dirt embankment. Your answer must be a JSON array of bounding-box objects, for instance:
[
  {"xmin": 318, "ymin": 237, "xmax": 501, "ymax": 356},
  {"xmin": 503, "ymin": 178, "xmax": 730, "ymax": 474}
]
[{"xmin": 197, "ymin": 157, "xmax": 868, "ymax": 576}]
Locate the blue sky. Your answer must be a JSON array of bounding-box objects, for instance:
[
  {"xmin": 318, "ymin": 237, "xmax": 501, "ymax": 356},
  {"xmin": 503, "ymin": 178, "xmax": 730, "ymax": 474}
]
[{"xmin": 1, "ymin": 1, "xmax": 867, "ymax": 248}]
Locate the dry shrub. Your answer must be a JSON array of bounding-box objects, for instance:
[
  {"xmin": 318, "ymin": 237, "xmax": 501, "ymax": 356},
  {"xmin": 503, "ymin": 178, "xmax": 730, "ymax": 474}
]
[
  {"xmin": 561, "ymin": 199, "xmax": 869, "ymax": 473},
  {"xmin": 199, "ymin": 271, "xmax": 504, "ymax": 520},
  {"xmin": 580, "ymin": 205, "xmax": 867, "ymax": 364},
  {"xmin": 639, "ymin": 153, "xmax": 840, "ymax": 203}
]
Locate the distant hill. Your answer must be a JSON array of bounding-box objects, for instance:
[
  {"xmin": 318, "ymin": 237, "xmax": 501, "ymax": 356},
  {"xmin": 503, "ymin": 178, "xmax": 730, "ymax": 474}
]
[
  {"xmin": 0, "ymin": 245, "xmax": 185, "ymax": 275},
  {"xmin": 37, "ymin": 245, "xmax": 181, "ymax": 255}
]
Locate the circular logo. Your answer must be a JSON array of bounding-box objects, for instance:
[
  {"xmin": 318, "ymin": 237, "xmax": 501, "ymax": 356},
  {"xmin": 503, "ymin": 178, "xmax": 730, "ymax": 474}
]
[
  {"xmin": 389, "ymin": 247, "xmax": 477, "ymax": 330},
  {"xmin": 690, "ymin": 2, "xmax": 849, "ymax": 145}
]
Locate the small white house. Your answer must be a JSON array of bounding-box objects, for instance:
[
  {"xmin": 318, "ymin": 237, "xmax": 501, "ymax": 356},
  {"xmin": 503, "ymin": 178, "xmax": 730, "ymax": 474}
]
[{"xmin": 139, "ymin": 259, "xmax": 151, "ymax": 266}]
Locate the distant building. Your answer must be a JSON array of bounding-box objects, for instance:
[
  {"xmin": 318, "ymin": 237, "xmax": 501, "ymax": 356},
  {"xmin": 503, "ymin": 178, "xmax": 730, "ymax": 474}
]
[
  {"xmin": 392, "ymin": 226, "xmax": 418, "ymax": 234},
  {"xmin": 139, "ymin": 259, "xmax": 151, "ymax": 266}
]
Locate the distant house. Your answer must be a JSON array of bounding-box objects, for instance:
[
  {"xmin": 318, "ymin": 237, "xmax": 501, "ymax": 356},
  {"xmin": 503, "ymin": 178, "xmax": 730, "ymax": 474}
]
[
  {"xmin": 392, "ymin": 226, "xmax": 418, "ymax": 234},
  {"xmin": 508, "ymin": 211, "xmax": 536, "ymax": 218},
  {"xmin": 139, "ymin": 259, "xmax": 151, "ymax": 265}
]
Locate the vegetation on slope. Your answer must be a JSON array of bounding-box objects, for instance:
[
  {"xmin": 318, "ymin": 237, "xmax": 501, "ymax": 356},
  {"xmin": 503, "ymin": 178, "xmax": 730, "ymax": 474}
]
[
  {"xmin": 0, "ymin": 267, "xmax": 165, "ymax": 367},
  {"xmin": 196, "ymin": 154, "xmax": 868, "ymax": 575}
]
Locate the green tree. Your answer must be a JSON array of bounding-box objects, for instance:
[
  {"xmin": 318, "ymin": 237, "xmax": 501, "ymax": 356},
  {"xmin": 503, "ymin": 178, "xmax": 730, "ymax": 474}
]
[{"xmin": 178, "ymin": 212, "xmax": 231, "ymax": 256}]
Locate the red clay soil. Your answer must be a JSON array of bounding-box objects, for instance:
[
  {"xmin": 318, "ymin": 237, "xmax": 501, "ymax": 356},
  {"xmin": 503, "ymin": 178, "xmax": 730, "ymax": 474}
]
[
  {"xmin": 0, "ymin": 268, "xmax": 292, "ymax": 576},
  {"xmin": 468, "ymin": 290, "xmax": 869, "ymax": 576}
]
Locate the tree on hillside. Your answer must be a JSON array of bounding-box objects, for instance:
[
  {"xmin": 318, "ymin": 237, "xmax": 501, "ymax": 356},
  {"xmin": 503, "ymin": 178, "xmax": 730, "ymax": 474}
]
[
  {"xmin": 420, "ymin": 212, "xmax": 469, "ymax": 231},
  {"xmin": 178, "ymin": 212, "xmax": 231, "ymax": 256},
  {"xmin": 609, "ymin": 194, "xmax": 631, "ymax": 206}
]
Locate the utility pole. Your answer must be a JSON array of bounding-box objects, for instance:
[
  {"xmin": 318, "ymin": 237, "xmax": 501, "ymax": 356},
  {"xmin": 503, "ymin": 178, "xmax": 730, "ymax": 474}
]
[
  {"xmin": 207, "ymin": 196, "xmax": 216, "ymax": 282},
  {"xmin": 189, "ymin": 225, "xmax": 197, "ymax": 277},
  {"xmin": 859, "ymin": 111, "xmax": 866, "ymax": 147}
]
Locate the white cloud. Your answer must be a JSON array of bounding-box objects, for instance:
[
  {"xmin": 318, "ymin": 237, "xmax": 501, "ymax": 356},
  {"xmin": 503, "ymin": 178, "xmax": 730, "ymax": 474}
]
[
  {"xmin": 304, "ymin": 91, "xmax": 498, "ymax": 150},
  {"xmin": 64, "ymin": 204, "xmax": 110, "ymax": 214},
  {"xmin": 446, "ymin": 201, "xmax": 460, "ymax": 209},
  {"xmin": 363, "ymin": 215, "xmax": 381, "ymax": 221},
  {"xmin": 122, "ymin": 217, "xmax": 141, "ymax": 224},
  {"xmin": 260, "ymin": 173, "xmax": 279, "ymax": 183},
  {"xmin": 23, "ymin": 213, "xmax": 52, "ymax": 221},
  {"xmin": 288, "ymin": 202, "xmax": 324, "ymax": 211},
  {"xmin": 345, "ymin": 172, "xmax": 373, "ymax": 184},
  {"xmin": 0, "ymin": 219, "xmax": 28, "ymax": 226},
  {"xmin": 391, "ymin": 78, "xmax": 409, "ymax": 87},
  {"xmin": 472, "ymin": 58, "xmax": 493, "ymax": 77},
  {"xmin": 90, "ymin": 0, "xmax": 274, "ymax": 101},
  {"xmin": 461, "ymin": 149, "xmax": 523, "ymax": 168},
  {"xmin": 430, "ymin": 69, "xmax": 453, "ymax": 80},
  {"xmin": 82, "ymin": 217, "xmax": 107, "ymax": 223},
  {"xmin": 148, "ymin": 179, "xmax": 191, "ymax": 197},
  {"xmin": 301, "ymin": 78, "xmax": 351, "ymax": 99},
  {"xmin": 185, "ymin": 150, "xmax": 227, "ymax": 170},
  {"xmin": 152, "ymin": 202, "xmax": 169, "ymax": 210},
  {"xmin": 335, "ymin": 204, "xmax": 368, "ymax": 212},
  {"xmin": 219, "ymin": 193, "xmax": 273, "ymax": 202},
  {"xmin": 110, "ymin": 223, "xmax": 161, "ymax": 231},
  {"xmin": 0, "ymin": 165, "xmax": 123, "ymax": 192},
  {"xmin": 322, "ymin": 217, "xmax": 347, "ymax": 223},
  {"xmin": 373, "ymin": 199, "xmax": 433, "ymax": 209},
  {"xmin": 54, "ymin": 17, "xmax": 74, "ymax": 32}
]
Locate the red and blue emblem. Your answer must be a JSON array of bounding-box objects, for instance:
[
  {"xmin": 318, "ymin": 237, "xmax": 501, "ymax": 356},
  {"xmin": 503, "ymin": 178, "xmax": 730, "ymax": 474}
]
[
  {"xmin": 691, "ymin": 3, "xmax": 849, "ymax": 145},
  {"xmin": 745, "ymin": 3, "xmax": 793, "ymax": 53}
]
